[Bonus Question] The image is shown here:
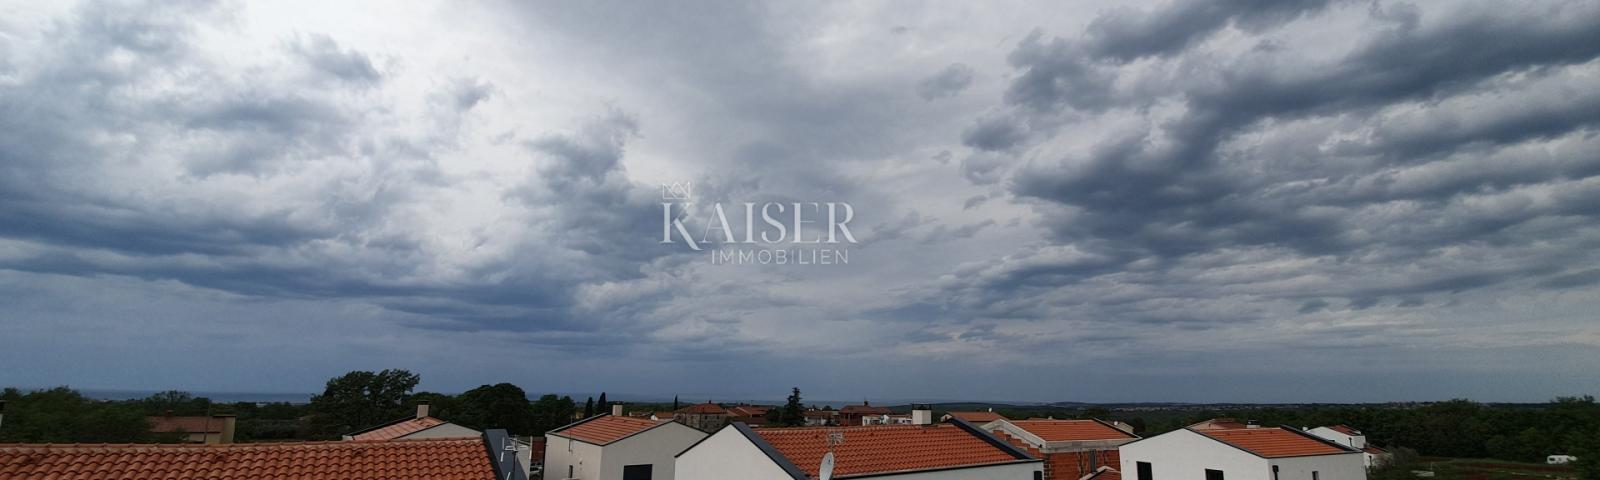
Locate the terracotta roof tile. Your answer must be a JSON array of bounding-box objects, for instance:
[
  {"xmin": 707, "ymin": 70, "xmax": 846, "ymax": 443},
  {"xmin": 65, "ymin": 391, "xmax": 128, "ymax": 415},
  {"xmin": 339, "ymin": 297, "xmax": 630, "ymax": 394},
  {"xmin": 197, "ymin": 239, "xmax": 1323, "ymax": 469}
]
[
  {"xmin": 839, "ymin": 404, "xmax": 892, "ymax": 415},
  {"xmin": 1010, "ymin": 420, "xmax": 1137, "ymax": 442},
  {"xmin": 755, "ymin": 424, "xmax": 1024, "ymax": 479},
  {"xmin": 147, "ymin": 416, "xmax": 229, "ymax": 434},
  {"xmin": 351, "ymin": 417, "xmax": 450, "ymax": 441},
  {"xmin": 677, "ymin": 402, "xmax": 729, "ymax": 414},
  {"xmin": 551, "ymin": 416, "xmax": 662, "ymax": 445},
  {"xmin": 0, "ymin": 437, "xmax": 494, "ymax": 480},
  {"xmin": 947, "ymin": 411, "xmax": 1007, "ymax": 423},
  {"xmin": 1197, "ymin": 427, "xmax": 1351, "ymax": 458}
]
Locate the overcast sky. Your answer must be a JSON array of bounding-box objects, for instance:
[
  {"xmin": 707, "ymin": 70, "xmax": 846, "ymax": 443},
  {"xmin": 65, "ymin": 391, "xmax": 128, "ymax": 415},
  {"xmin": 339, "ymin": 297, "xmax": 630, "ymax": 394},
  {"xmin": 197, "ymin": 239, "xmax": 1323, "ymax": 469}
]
[{"xmin": 2, "ymin": 0, "xmax": 1598, "ymax": 404}]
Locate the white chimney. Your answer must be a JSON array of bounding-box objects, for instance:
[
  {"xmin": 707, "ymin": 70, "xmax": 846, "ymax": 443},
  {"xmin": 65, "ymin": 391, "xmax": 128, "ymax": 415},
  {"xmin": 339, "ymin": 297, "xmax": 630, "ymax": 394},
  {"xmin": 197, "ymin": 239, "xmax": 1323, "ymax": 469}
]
[
  {"xmin": 912, "ymin": 404, "xmax": 933, "ymax": 425},
  {"xmin": 416, "ymin": 402, "xmax": 430, "ymax": 419},
  {"xmin": 611, "ymin": 403, "xmax": 624, "ymax": 417}
]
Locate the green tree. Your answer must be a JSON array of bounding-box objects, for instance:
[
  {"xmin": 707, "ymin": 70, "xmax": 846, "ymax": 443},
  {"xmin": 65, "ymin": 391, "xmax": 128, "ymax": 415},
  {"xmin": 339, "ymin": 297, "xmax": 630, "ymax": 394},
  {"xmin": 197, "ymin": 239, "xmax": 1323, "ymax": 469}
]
[
  {"xmin": 530, "ymin": 394, "xmax": 577, "ymax": 435},
  {"xmin": 673, "ymin": 395, "xmax": 680, "ymax": 411},
  {"xmin": 779, "ymin": 387, "xmax": 805, "ymax": 427},
  {"xmin": 308, "ymin": 369, "xmax": 420, "ymax": 438},
  {"xmin": 597, "ymin": 392, "xmax": 608, "ymax": 412},
  {"xmin": 584, "ymin": 397, "xmax": 595, "ymax": 418},
  {"xmin": 139, "ymin": 390, "xmax": 214, "ymax": 416},
  {"xmin": 453, "ymin": 383, "xmax": 535, "ymax": 434},
  {"xmin": 0, "ymin": 387, "xmax": 153, "ymax": 443}
]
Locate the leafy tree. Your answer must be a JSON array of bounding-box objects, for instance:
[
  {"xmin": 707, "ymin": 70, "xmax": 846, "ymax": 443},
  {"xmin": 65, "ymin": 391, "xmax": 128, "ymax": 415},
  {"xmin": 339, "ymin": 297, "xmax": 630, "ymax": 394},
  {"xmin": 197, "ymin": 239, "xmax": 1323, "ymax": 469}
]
[
  {"xmin": 0, "ymin": 387, "xmax": 153, "ymax": 443},
  {"xmin": 139, "ymin": 390, "xmax": 214, "ymax": 416},
  {"xmin": 779, "ymin": 387, "xmax": 805, "ymax": 427},
  {"xmin": 451, "ymin": 383, "xmax": 535, "ymax": 434},
  {"xmin": 597, "ymin": 392, "xmax": 608, "ymax": 412},
  {"xmin": 307, "ymin": 369, "xmax": 419, "ymax": 438},
  {"xmin": 410, "ymin": 391, "xmax": 460, "ymax": 419},
  {"xmin": 529, "ymin": 394, "xmax": 577, "ymax": 435},
  {"xmin": 673, "ymin": 395, "xmax": 680, "ymax": 411},
  {"xmin": 584, "ymin": 397, "xmax": 595, "ymax": 418}
]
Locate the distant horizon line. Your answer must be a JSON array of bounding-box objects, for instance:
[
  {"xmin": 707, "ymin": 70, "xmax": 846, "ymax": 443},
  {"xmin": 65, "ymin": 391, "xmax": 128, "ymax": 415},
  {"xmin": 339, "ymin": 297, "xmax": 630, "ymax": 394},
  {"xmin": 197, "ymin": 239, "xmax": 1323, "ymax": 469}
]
[{"xmin": 9, "ymin": 385, "xmax": 1584, "ymax": 407}]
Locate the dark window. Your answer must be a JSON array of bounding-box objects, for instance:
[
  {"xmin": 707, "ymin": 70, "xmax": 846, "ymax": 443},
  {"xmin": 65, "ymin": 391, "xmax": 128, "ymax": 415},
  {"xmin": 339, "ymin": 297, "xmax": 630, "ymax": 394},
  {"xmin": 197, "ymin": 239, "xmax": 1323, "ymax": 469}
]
[
  {"xmin": 567, "ymin": 465, "xmax": 574, "ymax": 478},
  {"xmin": 1034, "ymin": 472, "xmax": 1044, "ymax": 480},
  {"xmin": 623, "ymin": 464, "xmax": 654, "ymax": 480},
  {"xmin": 1137, "ymin": 461, "xmax": 1153, "ymax": 480},
  {"xmin": 1272, "ymin": 466, "xmax": 1280, "ymax": 480},
  {"xmin": 1207, "ymin": 469, "xmax": 1225, "ymax": 480},
  {"xmin": 1312, "ymin": 472, "xmax": 1319, "ymax": 480}
]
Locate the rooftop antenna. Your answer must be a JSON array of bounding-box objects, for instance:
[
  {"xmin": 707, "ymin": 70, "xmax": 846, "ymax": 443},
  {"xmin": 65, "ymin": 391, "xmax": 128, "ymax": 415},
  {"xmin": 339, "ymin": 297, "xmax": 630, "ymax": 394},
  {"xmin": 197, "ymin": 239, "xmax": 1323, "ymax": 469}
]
[{"xmin": 820, "ymin": 431, "xmax": 844, "ymax": 480}]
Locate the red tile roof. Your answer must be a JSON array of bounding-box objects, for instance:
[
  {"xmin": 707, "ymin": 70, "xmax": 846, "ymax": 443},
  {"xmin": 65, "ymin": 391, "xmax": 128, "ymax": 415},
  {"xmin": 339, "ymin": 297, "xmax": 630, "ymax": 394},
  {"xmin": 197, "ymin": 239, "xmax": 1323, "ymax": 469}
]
[
  {"xmin": 350, "ymin": 417, "xmax": 450, "ymax": 441},
  {"xmin": 0, "ymin": 437, "xmax": 494, "ymax": 480},
  {"xmin": 550, "ymin": 415, "xmax": 663, "ymax": 445},
  {"xmin": 947, "ymin": 411, "xmax": 1007, "ymax": 423},
  {"xmin": 677, "ymin": 402, "xmax": 729, "ymax": 414},
  {"xmin": 1189, "ymin": 418, "xmax": 1250, "ymax": 430},
  {"xmin": 1363, "ymin": 446, "xmax": 1388, "ymax": 455},
  {"xmin": 147, "ymin": 416, "xmax": 229, "ymax": 434},
  {"xmin": 754, "ymin": 424, "xmax": 1028, "ymax": 479},
  {"xmin": 653, "ymin": 412, "xmax": 676, "ymax": 419},
  {"xmin": 1009, "ymin": 420, "xmax": 1137, "ymax": 442},
  {"xmin": 1326, "ymin": 425, "xmax": 1362, "ymax": 436},
  {"xmin": 729, "ymin": 405, "xmax": 774, "ymax": 417},
  {"xmin": 1197, "ymin": 427, "xmax": 1352, "ymax": 458}
]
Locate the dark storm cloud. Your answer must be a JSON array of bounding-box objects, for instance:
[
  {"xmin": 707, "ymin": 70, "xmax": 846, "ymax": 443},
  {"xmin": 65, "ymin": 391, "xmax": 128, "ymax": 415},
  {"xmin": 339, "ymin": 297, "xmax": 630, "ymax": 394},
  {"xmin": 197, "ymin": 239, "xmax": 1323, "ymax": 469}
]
[
  {"xmin": 933, "ymin": 0, "xmax": 1600, "ymax": 339},
  {"xmin": 917, "ymin": 63, "xmax": 975, "ymax": 101},
  {"xmin": 289, "ymin": 34, "xmax": 384, "ymax": 86},
  {"xmin": 0, "ymin": 0, "xmax": 669, "ymax": 340}
]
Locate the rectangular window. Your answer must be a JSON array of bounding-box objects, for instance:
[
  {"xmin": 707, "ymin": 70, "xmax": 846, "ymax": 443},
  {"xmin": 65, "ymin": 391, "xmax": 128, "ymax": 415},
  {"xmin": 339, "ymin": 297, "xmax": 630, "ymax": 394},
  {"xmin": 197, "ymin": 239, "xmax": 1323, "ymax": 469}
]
[
  {"xmin": 1312, "ymin": 472, "xmax": 1320, "ymax": 480},
  {"xmin": 623, "ymin": 464, "xmax": 654, "ymax": 480},
  {"xmin": 1272, "ymin": 465, "xmax": 1279, "ymax": 480},
  {"xmin": 1137, "ymin": 461, "xmax": 1153, "ymax": 480},
  {"xmin": 1206, "ymin": 469, "xmax": 1225, "ymax": 480},
  {"xmin": 1034, "ymin": 472, "xmax": 1044, "ymax": 480}
]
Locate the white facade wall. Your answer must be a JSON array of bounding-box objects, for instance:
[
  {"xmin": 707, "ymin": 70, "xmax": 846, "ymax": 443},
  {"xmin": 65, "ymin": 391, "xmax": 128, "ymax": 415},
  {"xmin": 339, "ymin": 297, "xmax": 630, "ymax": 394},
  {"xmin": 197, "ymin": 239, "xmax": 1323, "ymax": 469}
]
[
  {"xmin": 398, "ymin": 423, "xmax": 481, "ymax": 440},
  {"xmin": 1121, "ymin": 429, "xmax": 1270, "ymax": 480},
  {"xmin": 1306, "ymin": 428, "xmax": 1365, "ymax": 449},
  {"xmin": 546, "ymin": 434, "xmax": 605, "ymax": 480},
  {"xmin": 596, "ymin": 422, "xmax": 706, "ymax": 480},
  {"xmin": 1305, "ymin": 428, "xmax": 1381, "ymax": 468},
  {"xmin": 676, "ymin": 426, "xmax": 1043, "ymax": 480},
  {"xmin": 675, "ymin": 427, "xmax": 795, "ymax": 480},
  {"xmin": 1270, "ymin": 452, "xmax": 1366, "ymax": 480},
  {"xmin": 1120, "ymin": 429, "xmax": 1366, "ymax": 480},
  {"xmin": 544, "ymin": 422, "xmax": 706, "ymax": 480}
]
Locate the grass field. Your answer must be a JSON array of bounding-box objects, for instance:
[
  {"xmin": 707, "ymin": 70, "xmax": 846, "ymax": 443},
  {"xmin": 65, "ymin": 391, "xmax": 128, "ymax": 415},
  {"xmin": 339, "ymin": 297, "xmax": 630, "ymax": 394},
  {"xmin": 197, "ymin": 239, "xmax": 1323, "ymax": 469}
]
[{"xmin": 1373, "ymin": 458, "xmax": 1578, "ymax": 480}]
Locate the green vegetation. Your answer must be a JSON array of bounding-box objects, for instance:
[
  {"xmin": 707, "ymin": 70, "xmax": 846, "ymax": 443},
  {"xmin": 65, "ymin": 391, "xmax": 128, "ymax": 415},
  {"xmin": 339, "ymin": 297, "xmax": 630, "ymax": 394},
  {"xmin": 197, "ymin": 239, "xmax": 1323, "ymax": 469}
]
[{"xmin": 1370, "ymin": 457, "xmax": 1577, "ymax": 480}]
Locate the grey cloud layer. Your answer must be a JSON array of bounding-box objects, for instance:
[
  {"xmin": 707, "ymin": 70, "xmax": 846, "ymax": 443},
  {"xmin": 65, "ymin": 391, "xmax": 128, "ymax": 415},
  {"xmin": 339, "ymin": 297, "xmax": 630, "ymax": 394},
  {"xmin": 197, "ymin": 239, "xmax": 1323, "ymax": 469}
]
[{"xmin": 1, "ymin": 0, "xmax": 1597, "ymax": 401}]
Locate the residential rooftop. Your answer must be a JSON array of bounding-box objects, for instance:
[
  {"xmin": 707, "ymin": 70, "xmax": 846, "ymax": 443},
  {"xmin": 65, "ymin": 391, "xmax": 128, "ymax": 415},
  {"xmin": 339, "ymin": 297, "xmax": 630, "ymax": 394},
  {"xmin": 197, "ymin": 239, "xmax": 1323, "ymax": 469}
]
[{"xmin": 0, "ymin": 437, "xmax": 495, "ymax": 480}]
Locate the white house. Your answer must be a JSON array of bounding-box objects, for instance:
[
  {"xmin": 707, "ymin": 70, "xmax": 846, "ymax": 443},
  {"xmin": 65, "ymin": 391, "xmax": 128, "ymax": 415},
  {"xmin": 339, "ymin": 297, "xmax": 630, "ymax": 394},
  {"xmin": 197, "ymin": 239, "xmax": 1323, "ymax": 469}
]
[
  {"xmin": 1306, "ymin": 425, "xmax": 1391, "ymax": 468},
  {"xmin": 545, "ymin": 414, "xmax": 707, "ymax": 480},
  {"xmin": 344, "ymin": 403, "xmax": 482, "ymax": 441},
  {"xmin": 676, "ymin": 416, "xmax": 1043, "ymax": 480},
  {"xmin": 1119, "ymin": 424, "xmax": 1365, "ymax": 480},
  {"xmin": 980, "ymin": 418, "xmax": 1139, "ymax": 480}
]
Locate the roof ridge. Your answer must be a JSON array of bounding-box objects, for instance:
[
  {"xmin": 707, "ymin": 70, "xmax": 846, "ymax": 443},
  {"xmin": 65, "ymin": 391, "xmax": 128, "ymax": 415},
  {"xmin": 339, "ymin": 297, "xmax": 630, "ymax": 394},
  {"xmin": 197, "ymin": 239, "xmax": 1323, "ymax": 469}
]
[{"xmin": 0, "ymin": 437, "xmax": 483, "ymax": 450}]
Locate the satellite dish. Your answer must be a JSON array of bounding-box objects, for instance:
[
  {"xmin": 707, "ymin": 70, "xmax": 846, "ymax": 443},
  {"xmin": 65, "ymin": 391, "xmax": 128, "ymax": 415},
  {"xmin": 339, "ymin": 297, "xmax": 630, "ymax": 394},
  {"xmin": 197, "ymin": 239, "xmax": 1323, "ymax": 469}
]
[{"xmin": 819, "ymin": 452, "xmax": 835, "ymax": 480}]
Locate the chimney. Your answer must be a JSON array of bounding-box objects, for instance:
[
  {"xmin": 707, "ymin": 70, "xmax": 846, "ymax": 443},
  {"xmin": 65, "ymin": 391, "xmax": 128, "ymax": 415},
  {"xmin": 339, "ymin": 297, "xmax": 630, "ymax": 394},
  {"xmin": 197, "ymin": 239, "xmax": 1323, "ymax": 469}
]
[
  {"xmin": 213, "ymin": 414, "xmax": 237, "ymax": 444},
  {"xmin": 611, "ymin": 403, "xmax": 624, "ymax": 417},
  {"xmin": 912, "ymin": 404, "xmax": 933, "ymax": 425},
  {"xmin": 416, "ymin": 401, "xmax": 431, "ymax": 419}
]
